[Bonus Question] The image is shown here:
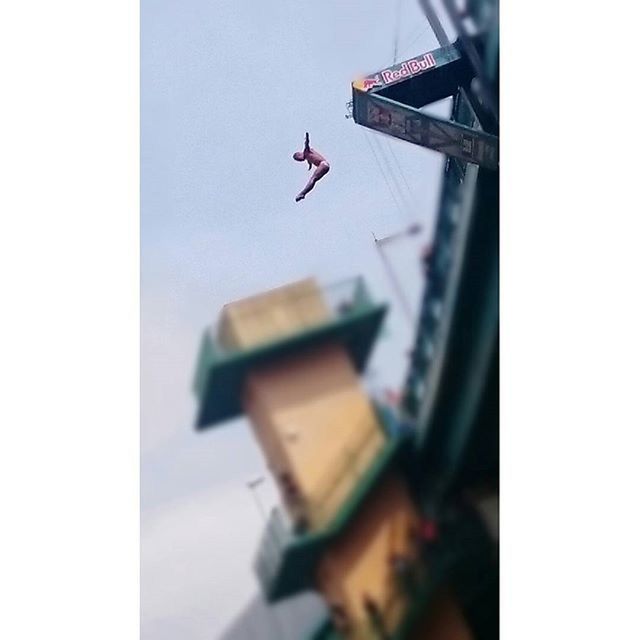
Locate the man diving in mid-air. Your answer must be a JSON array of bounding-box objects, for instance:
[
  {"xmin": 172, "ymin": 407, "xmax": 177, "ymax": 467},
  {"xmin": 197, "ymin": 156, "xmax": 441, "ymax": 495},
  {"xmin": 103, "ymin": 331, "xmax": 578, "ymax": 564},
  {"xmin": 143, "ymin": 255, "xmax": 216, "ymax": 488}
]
[{"xmin": 292, "ymin": 133, "xmax": 330, "ymax": 202}]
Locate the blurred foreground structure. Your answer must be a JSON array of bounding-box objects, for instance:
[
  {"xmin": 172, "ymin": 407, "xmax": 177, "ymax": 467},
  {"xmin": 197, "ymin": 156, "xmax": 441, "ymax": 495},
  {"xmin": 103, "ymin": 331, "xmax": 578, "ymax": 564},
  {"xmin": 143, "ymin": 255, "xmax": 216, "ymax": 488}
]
[{"xmin": 194, "ymin": 1, "xmax": 498, "ymax": 638}]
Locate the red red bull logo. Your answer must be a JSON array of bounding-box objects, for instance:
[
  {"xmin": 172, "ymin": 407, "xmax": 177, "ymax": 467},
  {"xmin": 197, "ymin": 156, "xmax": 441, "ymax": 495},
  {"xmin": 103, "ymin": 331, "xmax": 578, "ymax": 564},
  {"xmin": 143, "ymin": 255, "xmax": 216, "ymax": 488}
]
[
  {"xmin": 362, "ymin": 75, "xmax": 383, "ymax": 91},
  {"xmin": 380, "ymin": 52, "xmax": 437, "ymax": 84}
]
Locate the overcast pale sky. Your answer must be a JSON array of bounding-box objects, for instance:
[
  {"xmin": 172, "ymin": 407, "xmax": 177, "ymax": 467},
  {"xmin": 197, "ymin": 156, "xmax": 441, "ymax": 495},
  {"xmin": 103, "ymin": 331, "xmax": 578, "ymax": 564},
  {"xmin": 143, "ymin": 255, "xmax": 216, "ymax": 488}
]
[{"xmin": 141, "ymin": 1, "xmax": 452, "ymax": 637}]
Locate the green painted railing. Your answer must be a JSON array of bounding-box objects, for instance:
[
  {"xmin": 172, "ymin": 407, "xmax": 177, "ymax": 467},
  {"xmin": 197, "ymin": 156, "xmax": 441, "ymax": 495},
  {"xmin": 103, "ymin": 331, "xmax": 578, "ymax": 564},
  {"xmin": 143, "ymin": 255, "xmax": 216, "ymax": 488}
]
[{"xmin": 193, "ymin": 276, "xmax": 377, "ymax": 397}]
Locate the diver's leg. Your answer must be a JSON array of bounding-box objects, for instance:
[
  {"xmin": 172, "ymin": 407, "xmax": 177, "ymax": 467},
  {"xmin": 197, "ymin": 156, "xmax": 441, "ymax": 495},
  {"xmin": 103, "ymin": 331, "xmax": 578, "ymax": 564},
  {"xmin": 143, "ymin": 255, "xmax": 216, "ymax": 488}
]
[{"xmin": 295, "ymin": 163, "xmax": 330, "ymax": 202}]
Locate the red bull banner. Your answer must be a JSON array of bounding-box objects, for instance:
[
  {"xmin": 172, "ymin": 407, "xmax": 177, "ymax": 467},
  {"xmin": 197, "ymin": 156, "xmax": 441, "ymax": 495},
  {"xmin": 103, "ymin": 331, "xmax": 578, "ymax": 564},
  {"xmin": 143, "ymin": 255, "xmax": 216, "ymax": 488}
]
[
  {"xmin": 353, "ymin": 52, "xmax": 437, "ymax": 92},
  {"xmin": 380, "ymin": 52, "xmax": 436, "ymax": 84}
]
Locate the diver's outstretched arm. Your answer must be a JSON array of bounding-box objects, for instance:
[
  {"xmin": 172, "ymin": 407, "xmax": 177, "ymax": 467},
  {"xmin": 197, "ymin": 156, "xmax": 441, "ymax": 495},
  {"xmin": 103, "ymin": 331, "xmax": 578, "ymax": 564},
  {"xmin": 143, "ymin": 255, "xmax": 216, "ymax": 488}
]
[{"xmin": 304, "ymin": 133, "xmax": 312, "ymax": 170}]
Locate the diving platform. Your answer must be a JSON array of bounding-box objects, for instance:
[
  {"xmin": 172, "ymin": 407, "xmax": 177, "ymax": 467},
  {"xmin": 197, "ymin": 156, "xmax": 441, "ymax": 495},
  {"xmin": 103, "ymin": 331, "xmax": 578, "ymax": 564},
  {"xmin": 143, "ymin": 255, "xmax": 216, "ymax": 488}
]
[{"xmin": 351, "ymin": 42, "xmax": 498, "ymax": 170}]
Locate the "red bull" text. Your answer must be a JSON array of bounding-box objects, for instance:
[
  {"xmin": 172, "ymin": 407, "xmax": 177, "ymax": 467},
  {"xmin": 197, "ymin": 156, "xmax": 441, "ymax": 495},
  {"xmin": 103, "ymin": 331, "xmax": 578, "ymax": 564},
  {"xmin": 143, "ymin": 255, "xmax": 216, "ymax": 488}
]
[{"xmin": 380, "ymin": 52, "xmax": 437, "ymax": 84}]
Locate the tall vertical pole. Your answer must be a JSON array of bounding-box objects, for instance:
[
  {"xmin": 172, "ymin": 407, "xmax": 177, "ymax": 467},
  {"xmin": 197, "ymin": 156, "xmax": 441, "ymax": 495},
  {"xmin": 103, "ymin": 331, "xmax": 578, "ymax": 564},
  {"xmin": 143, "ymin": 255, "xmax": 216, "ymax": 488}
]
[
  {"xmin": 417, "ymin": 0, "xmax": 451, "ymax": 47},
  {"xmin": 247, "ymin": 477, "xmax": 268, "ymax": 522},
  {"xmin": 373, "ymin": 233, "xmax": 414, "ymax": 329}
]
